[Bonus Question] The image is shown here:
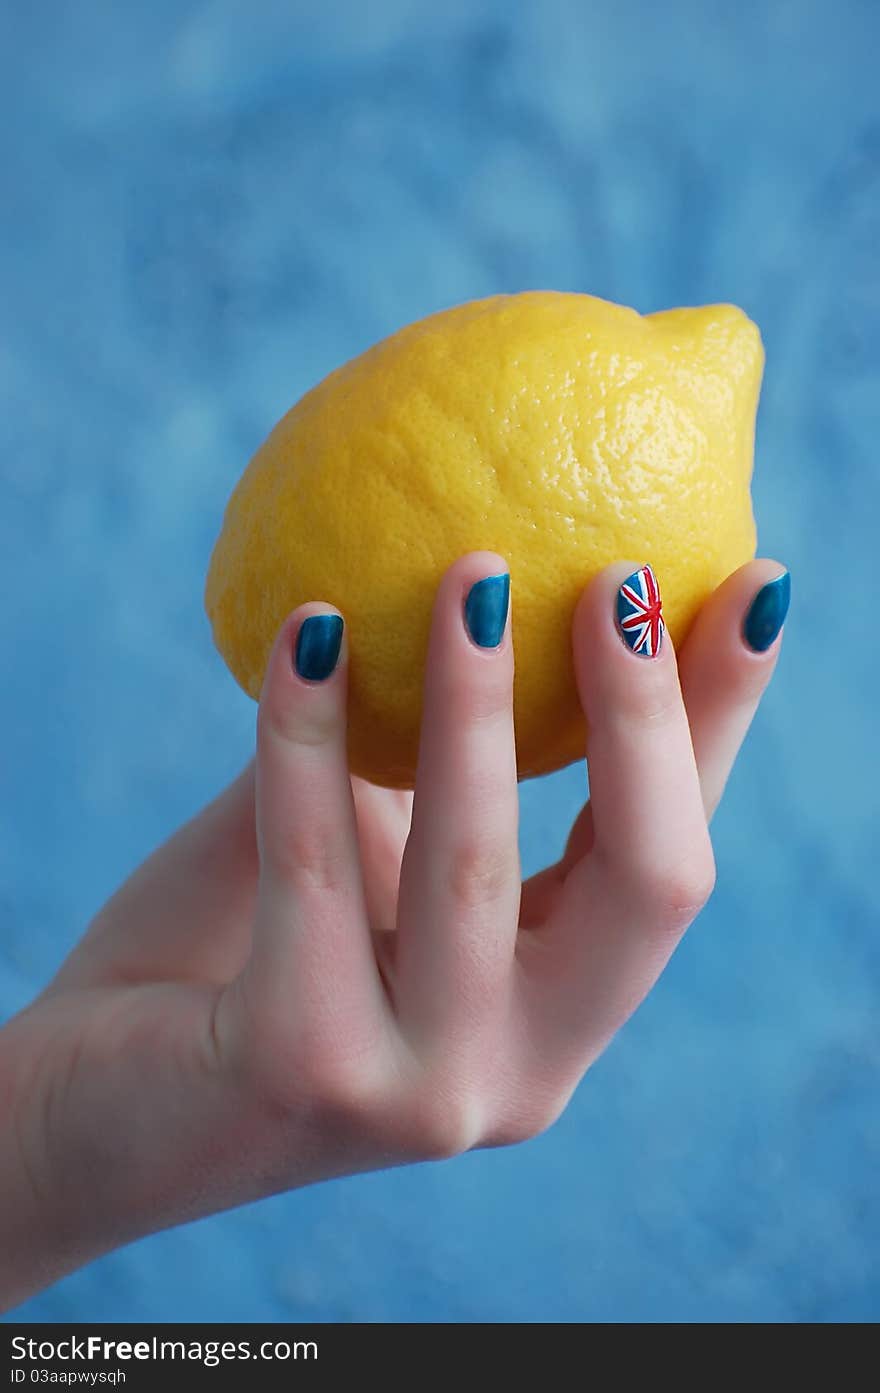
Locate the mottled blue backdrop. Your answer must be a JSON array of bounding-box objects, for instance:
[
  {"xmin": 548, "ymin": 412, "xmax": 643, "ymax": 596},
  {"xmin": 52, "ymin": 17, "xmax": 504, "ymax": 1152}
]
[{"xmin": 1, "ymin": 0, "xmax": 877, "ymax": 1322}]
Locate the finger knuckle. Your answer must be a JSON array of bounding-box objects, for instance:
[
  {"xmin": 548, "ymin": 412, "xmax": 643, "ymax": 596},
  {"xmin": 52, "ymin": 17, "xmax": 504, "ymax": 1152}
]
[
  {"xmin": 447, "ymin": 841, "xmax": 517, "ymax": 910},
  {"xmin": 405, "ymin": 1083, "xmax": 484, "ymax": 1161},
  {"xmin": 466, "ymin": 684, "xmax": 512, "ymax": 728},
  {"xmin": 258, "ymin": 700, "xmax": 337, "ymax": 752},
  {"xmin": 252, "ymin": 1032, "xmax": 385, "ymax": 1125},
  {"xmin": 440, "ymin": 666, "xmax": 511, "ymax": 727},
  {"xmin": 307, "ymin": 1059, "xmax": 387, "ymax": 1128},
  {"xmin": 270, "ymin": 826, "xmax": 349, "ymax": 892},
  {"xmin": 485, "ymin": 1096, "xmax": 568, "ymax": 1147},
  {"xmin": 639, "ymin": 849, "xmax": 717, "ymax": 925},
  {"xmin": 608, "ymin": 675, "xmax": 680, "ymax": 730}
]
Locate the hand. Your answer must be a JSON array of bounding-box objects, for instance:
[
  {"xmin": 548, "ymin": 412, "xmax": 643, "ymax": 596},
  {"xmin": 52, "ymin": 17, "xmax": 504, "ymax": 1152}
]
[{"xmin": 0, "ymin": 552, "xmax": 787, "ymax": 1309}]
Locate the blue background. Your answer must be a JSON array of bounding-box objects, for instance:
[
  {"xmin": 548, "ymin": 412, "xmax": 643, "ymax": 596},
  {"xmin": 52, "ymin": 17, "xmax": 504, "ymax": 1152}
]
[{"xmin": 1, "ymin": 0, "xmax": 877, "ymax": 1322}]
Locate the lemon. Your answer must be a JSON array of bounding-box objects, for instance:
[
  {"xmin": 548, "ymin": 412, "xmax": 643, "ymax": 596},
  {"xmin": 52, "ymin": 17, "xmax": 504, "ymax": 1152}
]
[{"xmin": 205, "ymin": 291, "xmax": 762, "ymax": 788}]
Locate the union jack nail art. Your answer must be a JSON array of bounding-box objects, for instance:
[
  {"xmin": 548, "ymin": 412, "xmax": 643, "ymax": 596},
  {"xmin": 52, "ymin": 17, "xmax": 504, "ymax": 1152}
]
[{"xmin": 616, "ymin": 564, "xmax": 665, "ymax": 657}]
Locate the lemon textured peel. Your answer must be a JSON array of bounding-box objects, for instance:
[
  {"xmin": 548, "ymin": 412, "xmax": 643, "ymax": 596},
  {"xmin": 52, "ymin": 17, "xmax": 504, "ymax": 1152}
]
[{"xmin": 205, "ymin": 291, "xmax": 763, "ymax": 788}]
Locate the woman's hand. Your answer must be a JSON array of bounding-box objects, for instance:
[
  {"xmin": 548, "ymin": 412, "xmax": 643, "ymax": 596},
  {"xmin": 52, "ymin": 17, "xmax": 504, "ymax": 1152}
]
[{"xmin": 0, "ymin": 553, "xmax": 788, "ymax": 1309}]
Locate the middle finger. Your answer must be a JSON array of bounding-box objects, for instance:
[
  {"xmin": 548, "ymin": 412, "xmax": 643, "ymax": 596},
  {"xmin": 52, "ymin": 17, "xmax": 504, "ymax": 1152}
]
[{"xmin": 395, "ymin": 552, "xmax": 521, "ymax": 1054}]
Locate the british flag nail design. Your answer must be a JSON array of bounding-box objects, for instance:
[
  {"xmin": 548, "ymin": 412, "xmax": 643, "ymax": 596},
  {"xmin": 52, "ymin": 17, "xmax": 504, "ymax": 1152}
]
[{"xmin": 616, "ymin": 565, "xmax": 665, "ymax": 658}]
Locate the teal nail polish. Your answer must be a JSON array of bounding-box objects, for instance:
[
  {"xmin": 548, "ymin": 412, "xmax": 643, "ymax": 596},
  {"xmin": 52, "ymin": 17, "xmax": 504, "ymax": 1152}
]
[
  {"xmin": 294, "ymin": 614, "xmax": 344, "ymax": 680},
  {"xmin": 464, "ymin": 573, "xmax": 510, "ymax": 648},
  {"xmin": 743, "ymin": 571, "xmax": 790, "ymax": 652}
]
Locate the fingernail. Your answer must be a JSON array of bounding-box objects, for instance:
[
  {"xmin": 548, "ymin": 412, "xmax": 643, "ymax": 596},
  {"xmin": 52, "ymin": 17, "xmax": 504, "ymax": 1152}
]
[
  {"xmin": 616, "ymin": 564, "xmax": 665, "ymax": 658},
  {"xmin": 464, "ymin": 572, "xmax": 510, "ymax": 649},
  {"xmin": 743, "ymin": 570, "xmax": 790, "ymax": 652},
  {"xmin": 294, "ymin": 614, "xmax": 344, "ymax": 681}
]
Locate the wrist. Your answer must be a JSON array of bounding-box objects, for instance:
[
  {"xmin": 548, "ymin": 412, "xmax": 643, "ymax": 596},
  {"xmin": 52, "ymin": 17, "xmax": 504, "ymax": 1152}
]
[
  {"xmin": 0, "ymin": 1006, "xmax": 85, "ymax": 1310},
  {"xmin": 0, "ymin": 995, "xmax": 154, "ymax": 1311}
]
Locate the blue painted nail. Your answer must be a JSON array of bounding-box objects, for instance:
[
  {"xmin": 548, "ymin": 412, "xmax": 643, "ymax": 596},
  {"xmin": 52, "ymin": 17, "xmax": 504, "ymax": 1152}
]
[
  {"xmin": 464, "ymin": 573, "xmax": 510, "ymax": 649},
  {"xmin": 616, "ymin": 564, "xmax": 665, "ymax": 658},
  {"xmin": 743, "ymin": 571, "xmax": 790, "ymax": 652},
  {"xmin": 294, "ymin": 614, "xmax": 344, "ymax": 681}
]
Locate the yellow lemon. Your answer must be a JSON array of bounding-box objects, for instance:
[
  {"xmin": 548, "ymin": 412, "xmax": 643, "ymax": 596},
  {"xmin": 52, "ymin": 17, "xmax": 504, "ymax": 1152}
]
[{"xmin": 205, "ymin": 291, "xmax": 762, "ymax": 787}]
